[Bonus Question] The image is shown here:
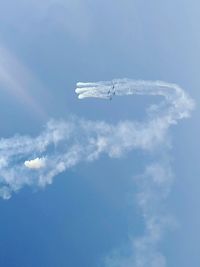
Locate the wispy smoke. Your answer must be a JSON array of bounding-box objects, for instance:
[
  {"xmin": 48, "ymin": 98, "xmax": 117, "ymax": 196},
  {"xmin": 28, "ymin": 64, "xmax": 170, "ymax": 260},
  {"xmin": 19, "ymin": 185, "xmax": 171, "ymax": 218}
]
[
  {"xmin": 0, "ymin": 78, "xmax": 194, "ymax": 266},
  {"xmin": 76, "ymin": 79, "xmax": 194, "ymax": 120},
  {"xmin": 104, "ymin": 162, "xmax": 175, "ymax": 267},
  {"xmin": 0, "ymin": 116, "xmax": 172, "ymax": 199},
  {"xmin": 75, "ymin": 79, "xmax": 194, "ymax": 267}
]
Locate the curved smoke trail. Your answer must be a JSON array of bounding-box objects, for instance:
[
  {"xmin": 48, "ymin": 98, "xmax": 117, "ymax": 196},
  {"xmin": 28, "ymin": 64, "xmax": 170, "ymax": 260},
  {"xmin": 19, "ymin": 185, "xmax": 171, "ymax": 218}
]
[
  {"xmin": 76, "ymin": 79, "xmax": 195, "ymax": 267},
  {"xmin": 0, "ymin": 78, "xmax": 194, "ymax": 266},
  {"xmin": 76, "ymin": 78, "xmax": 193, "ymax": 121}
]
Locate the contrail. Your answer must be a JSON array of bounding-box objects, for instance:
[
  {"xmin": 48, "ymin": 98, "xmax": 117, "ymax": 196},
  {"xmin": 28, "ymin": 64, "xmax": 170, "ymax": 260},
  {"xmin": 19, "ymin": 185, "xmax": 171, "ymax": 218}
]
[{"xmin": 0, "ymin": 78, "xmax": 194, "ymax": 266}]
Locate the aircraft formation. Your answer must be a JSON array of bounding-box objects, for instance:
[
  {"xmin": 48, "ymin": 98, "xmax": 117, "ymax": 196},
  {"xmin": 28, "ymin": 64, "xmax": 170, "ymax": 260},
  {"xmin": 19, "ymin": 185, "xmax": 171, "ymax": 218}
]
[{"xmin": 75, "ymin": 81, "xmax": 116, "ymax": 100}]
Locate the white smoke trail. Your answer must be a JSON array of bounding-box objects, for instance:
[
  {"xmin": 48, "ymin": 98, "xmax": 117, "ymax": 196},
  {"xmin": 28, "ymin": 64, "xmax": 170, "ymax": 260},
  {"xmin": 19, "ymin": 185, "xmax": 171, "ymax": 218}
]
[
  {"xmin": 0, "ymin": 78, "xmax": 194, "ymax": 266},
  {"xmin": 0, "ymin": 115, "xmax": 173, "ymax": 200},
  {"xmin": 76, "ymin": 79, "xmax": 193, "ymax": 121},
  {"xmin": 104, "ymin": 161, "xmax": 174, "ymax": 267},
  {"xmin": 77, "ymin": 78, "xmax": 194, "ymax": 267}
]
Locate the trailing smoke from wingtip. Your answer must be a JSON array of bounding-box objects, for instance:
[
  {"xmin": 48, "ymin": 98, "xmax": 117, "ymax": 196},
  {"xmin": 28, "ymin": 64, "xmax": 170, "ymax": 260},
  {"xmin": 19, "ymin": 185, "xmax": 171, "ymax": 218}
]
[
  {"xmin": 0, "ymin": 78, "xmax": 195, "ymax": 266},
  {"xmin": 75, "ymin": 78, "xmax": 195, "ymax": 119},
  {"xmin": 0, "ymin": 78, "xmax": 194, "ymax": 202}
]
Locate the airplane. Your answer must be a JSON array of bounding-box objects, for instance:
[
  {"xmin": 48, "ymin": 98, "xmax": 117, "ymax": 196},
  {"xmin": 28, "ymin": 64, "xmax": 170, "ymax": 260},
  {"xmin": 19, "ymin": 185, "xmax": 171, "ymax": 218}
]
[{"xmin": 107, "ymin": 84, "xmax": 115, "ymax": 100}]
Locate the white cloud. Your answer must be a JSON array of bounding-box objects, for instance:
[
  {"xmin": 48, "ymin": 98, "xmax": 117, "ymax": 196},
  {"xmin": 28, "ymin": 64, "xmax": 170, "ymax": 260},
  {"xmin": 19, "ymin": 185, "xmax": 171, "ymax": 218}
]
[{"xmin": 24, "ymin": 157, "xmax": 46, "ymax": 170}]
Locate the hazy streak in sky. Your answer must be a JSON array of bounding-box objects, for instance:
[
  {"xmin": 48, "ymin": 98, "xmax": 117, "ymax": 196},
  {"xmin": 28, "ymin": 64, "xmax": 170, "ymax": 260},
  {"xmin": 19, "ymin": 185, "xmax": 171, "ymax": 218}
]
[{"xmin": 0, "ymin": 45, "xmax": 47, "ymax": 119}]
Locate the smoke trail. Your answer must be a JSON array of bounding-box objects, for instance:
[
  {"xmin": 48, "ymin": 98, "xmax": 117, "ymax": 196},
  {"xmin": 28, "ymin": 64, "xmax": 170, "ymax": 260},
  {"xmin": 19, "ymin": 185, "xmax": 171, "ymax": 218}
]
[
  {"xmin": 0, "ymin": 79, "xmax": 194, "ymax": 266},
  {"xmin": 0, "ymin": 115, "xmax": 174, "ymax": 200},
  {"xmin": 76, "ymin": 79, "xmax": 193, "ymax": 120},
  {"xmin": 104, "ymin": 161, "xmax": 174, "ymax": 267},
  {"xmin": 75, "ymin": 79, "xmax": 195, "ymax": 267},
  {"xmin": 0, "ymin": 79, "xmax": 194, "ymax": 197}
]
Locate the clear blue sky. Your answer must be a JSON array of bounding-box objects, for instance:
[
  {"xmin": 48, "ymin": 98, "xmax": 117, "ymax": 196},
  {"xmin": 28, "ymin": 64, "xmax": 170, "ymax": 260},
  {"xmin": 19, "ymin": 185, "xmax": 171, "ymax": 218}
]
[{"xmin": 0, "ymin": 1, "xmax": 199, "ymax": 266}]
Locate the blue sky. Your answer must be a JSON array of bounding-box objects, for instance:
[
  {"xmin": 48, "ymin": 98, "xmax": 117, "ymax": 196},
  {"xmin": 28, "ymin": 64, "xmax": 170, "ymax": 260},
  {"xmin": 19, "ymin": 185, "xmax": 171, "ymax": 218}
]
[{"xmin": 0, "ymin": 1, "xmax": 199, "ymax": 266}]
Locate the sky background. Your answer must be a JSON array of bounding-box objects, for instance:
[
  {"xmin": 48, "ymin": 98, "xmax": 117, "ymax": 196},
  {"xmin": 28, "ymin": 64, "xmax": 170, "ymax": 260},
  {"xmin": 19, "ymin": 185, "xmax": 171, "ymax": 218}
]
[{"xmin": 0, "ymin": 1, "xmax": 199, "ymax": 266}]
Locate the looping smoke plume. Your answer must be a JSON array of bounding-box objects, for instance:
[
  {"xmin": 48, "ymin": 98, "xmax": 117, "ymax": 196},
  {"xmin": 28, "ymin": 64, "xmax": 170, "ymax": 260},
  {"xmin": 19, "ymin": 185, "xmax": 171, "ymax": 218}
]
[
  {"xmin": 74, "ymin": 79, "xmax": 194, "ymax": 267},
  {"xmin": 0, "ymin": 78, "xmax": 194, "ymax": 266},
  {"xmin": 0, "ymin": 79, "xmax": 194, "ymax": 198}
]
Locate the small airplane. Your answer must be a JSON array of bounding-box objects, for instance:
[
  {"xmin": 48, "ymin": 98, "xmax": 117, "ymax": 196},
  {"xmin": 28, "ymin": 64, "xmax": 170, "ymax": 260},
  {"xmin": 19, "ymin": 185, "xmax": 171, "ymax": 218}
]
[{"xmin": 107, "ymin": 84, "xmax": 115, "ymax": 100}]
